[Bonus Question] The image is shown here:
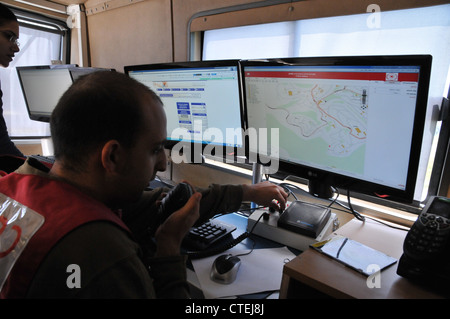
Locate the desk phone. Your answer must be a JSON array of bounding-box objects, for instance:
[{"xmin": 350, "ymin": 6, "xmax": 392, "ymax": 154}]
[{"xmin": 397, "ymin": 196, "xmax": 450, "ymax": 287}]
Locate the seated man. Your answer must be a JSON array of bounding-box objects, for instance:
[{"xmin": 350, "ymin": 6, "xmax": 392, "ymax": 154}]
[{"xmin": 0, "ymin": 71, "xmax": 287, "ymax": 299}]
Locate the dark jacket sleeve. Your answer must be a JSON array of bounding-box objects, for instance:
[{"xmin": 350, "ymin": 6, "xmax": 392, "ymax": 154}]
[
  {"xmin": 122, "ymin": 183, "xmax": 244, "ymax": 238},
  {"xmin": 195, "ymin": 183, "xmax": 244, "ymax": 224},
  {"xmin": 0, "ymin": 90, "xmax": 24, "ymax": 157}
]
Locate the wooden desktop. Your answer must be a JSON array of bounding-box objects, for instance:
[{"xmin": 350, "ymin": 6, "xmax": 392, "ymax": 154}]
[{"xmin": 280, "ymin": 218, "xmax": 445, "ymax": 299}]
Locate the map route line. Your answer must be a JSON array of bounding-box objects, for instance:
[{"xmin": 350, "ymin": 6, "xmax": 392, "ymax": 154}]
[
  {"xmin": 265, "ymin": 103, "xmax": 329, "ymax": 138},
  {"xmin": 311, "ymin": 84, "xmax": 367, "ymax": 140}
]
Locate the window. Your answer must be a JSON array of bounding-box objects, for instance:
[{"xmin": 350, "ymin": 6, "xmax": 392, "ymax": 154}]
[
  {"xmin": 0, "ymin": 9, "xmax": 68, "ymax": 138},
  {"xmin": 202, "ymin": 4, "xmax": 450, "ymax": 203}
]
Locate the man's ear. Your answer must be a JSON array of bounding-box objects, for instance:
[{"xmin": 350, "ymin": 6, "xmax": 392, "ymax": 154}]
[{"xmin": 101, "ymin": 140, "xmax": 125, "ymax": 173}]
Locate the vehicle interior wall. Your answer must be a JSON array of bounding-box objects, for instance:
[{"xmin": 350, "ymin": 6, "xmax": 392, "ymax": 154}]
[
  {"xmin": 84, "ymin": 0, "xmax": 450, "ymax": 69},
  {"xmin": 84, "ymin": 0, "xmax": 173, "ymax": 70}
]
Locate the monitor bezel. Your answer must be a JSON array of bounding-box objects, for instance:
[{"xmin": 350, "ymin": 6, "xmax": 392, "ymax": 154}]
[
  {"xmin": 17, "ymin": 65, "xmax": 81, "ymax": 123},
  {"xmin": 241, "ymin": 55, "xmax": 432, "ymax": 203},
  {"xmin": 124, "ymin": 60, "xmax": 246, "ymax": 163},
  {"xmin": 69, "ymin": 67, "xmax": 115, "ymax": 82},
  {"xmin": 16, "ymin": 65, "xmax": 53, "ymax": 122}
]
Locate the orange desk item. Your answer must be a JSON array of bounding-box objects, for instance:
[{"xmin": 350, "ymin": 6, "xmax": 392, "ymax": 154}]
[{"xmin": 280, "ymin": 219, "xmax": 445, "ymax": 299}]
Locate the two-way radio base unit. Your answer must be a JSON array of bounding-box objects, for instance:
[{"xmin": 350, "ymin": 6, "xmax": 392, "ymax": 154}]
[{"xmin": 247, "ymin": 204, "xmax": 339, "ymax": 252}]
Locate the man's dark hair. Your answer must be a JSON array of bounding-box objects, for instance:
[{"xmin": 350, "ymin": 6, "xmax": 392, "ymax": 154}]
[
  {"xmin": 50, "ymin": 71, "xmax": 162, "ymax": 172},
  {"xmin": 0, "ymin": 4, "xmax": 18, "ymax": 27}
]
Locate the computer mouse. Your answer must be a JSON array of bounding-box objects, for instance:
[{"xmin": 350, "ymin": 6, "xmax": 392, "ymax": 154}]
[{"xmin": 210, "ymin": 254, "xmax": 241, "ymax": 284}]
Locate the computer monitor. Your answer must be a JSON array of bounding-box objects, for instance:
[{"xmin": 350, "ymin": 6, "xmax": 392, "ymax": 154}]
[
  {"xmin": 124, "ymin": 60, "xmax": 245, "ymax": 163},
  {"xmin": 17, "ymin": 66, "xmax": 73, "ymax": 122},
  {"xmin": 17, "ymin": 66, "xmax": 115, "ymax": 122},
  {"xmin": 241, "ymin": 55, "xmax": 432, "ymax": 203}
]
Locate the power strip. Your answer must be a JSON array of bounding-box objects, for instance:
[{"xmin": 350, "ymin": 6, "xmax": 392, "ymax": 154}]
[{"xmin": 247, "ymin": 207, "xmax": 339, "ymax": 252}]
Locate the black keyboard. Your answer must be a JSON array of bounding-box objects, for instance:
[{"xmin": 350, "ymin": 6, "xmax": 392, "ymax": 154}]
[{"xmin": 183, "ymin": 219, "xmax": 236, "ymax": 251}]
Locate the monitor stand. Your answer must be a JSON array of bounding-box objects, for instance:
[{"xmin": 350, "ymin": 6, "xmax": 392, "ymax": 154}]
[
  {"xmin": 250, "ymin": 163, "xmax": 263, "ymax": 211},
  {"xmin": 308, "ymin": 178, "xmax": 334, "ymax": 199}
]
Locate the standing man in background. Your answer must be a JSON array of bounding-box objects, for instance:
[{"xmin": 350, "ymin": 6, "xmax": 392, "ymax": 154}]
[{"xmin": 0, "ymin": 3, "xmax": 23, "ymax": 157}]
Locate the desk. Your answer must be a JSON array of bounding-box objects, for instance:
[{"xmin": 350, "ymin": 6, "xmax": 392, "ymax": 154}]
[{"xmin": 280, "ymin": 218, "xmax": 445, "ymax": 298}]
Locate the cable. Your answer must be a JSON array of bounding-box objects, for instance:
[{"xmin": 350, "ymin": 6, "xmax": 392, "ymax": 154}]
[
  {"xmin": 336, "ymin": 190, "xmax": 407, "ymax": 231},
  {"xmin": 346, "ymin": 189, "xmax": 366, "ymax": 221},
  {"xmin": 237, "ymin": 205, "xmax": 266, "ymax": 214},
  {"xmin": 187, "ymin": 232, "xmax": 251, "ymax": 259},
  {"xmin": 335, "ymin": 237, "xmax": 348, "ymax": 258},
  {"xmin": 278, "ymin": 182, "xmax": 307, "ymax": 200},
  {"xmin": 327, "ymin": 186, "xmax": 340, "ymax": 208}
]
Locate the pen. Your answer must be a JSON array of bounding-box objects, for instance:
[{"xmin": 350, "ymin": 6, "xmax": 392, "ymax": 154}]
[{"xmin": 336, "ymin": 237, "xmax": 348, "ymax": 259}]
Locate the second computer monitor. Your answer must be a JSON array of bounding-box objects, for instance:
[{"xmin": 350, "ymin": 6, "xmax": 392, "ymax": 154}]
[
  {"xmin": 125, "ymin": 60, "xmax": 245, "ymax": 162},
  {"xmin": 241, "ymin": 55, "xmax": 432, "ymax": 203}
]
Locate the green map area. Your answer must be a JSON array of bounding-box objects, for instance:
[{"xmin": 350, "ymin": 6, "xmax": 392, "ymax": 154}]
[{"xmin": 249, "ymin": 80, "xmax": 369, "ymax": 175}]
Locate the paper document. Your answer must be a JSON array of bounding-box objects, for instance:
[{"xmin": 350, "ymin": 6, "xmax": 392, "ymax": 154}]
[
  {"xmin": 311, "ymin": 235, "xmax": 397, "ymax": 276},
  {"xmin": 191, "ymin": 246, "xmax": 296, "ymax": 299}
]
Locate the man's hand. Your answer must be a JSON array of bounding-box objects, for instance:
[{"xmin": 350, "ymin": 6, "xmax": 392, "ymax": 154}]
[
  {"xmin": 242, "ymin": 181, "xmax": 288, "ymax": 212},
  {"xmin": 154, "ymin": 191, "xmax": 202, "ymax": 257}
]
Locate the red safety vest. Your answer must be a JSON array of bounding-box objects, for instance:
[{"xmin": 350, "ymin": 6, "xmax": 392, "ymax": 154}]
[{"xmin": 0, "ymin": 173, "xmax": 130, "ymax": 298}]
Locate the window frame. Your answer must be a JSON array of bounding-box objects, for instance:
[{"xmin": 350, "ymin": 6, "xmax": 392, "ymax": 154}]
[{"xmin": 11, "ymin": 6, "xmax": 71, "ymax": 75}]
